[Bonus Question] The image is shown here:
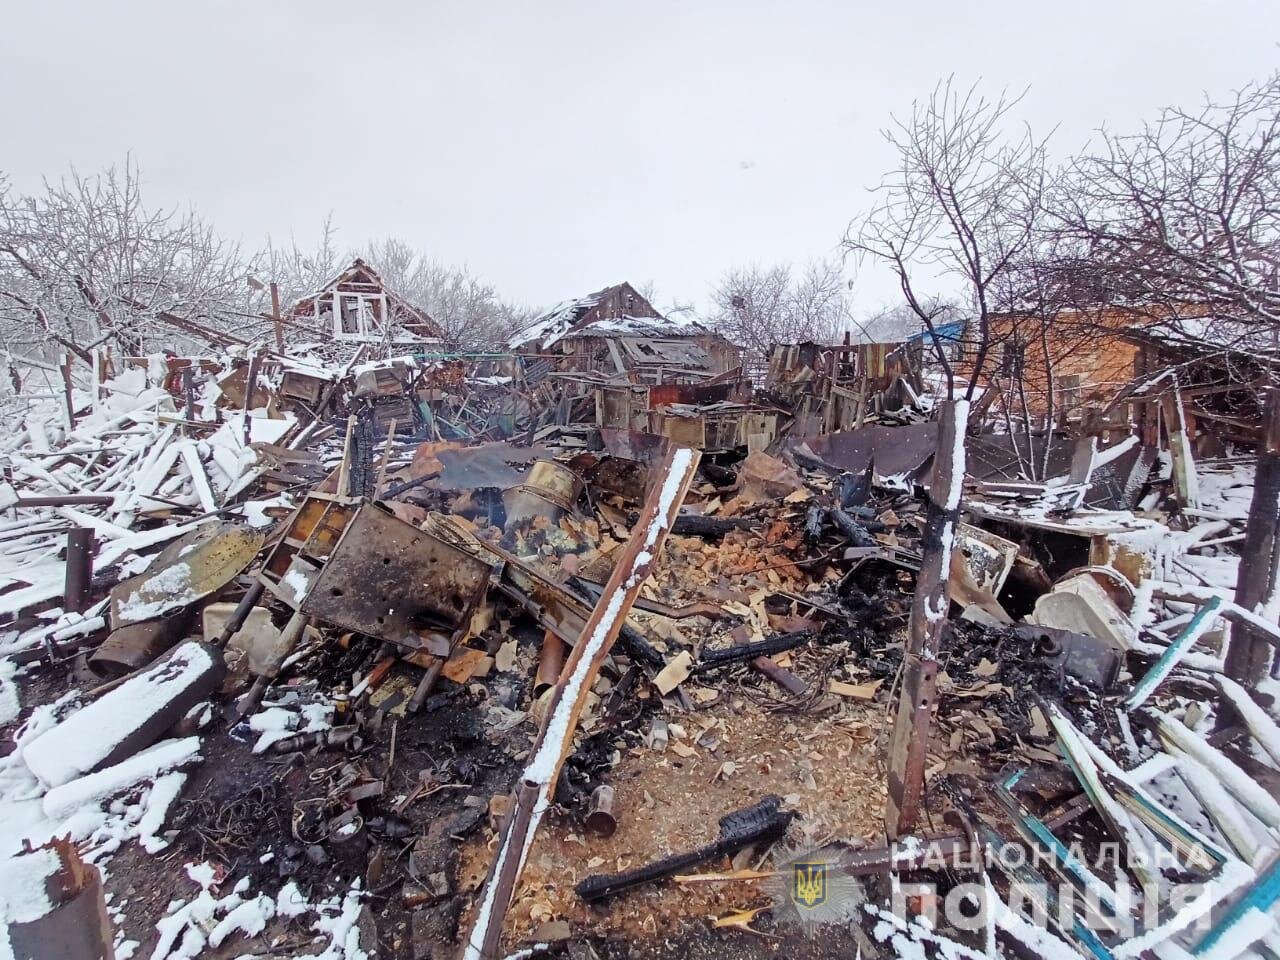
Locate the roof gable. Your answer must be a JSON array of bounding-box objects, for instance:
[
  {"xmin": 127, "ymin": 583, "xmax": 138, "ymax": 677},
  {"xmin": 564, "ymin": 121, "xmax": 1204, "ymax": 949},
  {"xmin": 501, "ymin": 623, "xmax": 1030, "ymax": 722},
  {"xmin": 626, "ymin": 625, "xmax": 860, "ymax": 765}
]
[{"xmin": 288, "ymin": 258, "xmax": 443, "ymax": 340}]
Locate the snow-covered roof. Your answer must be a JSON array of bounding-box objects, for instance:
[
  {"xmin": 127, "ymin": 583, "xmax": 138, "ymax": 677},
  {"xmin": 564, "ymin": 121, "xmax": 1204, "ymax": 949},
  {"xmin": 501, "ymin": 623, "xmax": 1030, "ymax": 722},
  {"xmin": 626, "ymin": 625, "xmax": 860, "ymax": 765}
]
[
  {"xmin": 1131, "ymin": 314, "xmax": 1280, "ymax": 357},
  {"xmin": 509, "ymin": 283, "xmax": 711, "ymax": 350}
]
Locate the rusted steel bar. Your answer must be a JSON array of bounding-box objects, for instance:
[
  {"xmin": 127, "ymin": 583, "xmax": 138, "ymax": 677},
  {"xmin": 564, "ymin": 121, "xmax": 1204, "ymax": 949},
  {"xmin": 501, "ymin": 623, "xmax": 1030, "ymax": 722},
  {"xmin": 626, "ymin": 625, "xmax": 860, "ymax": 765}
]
[
  {"xmin": 213, "ymin": 580, "xmax": 265, "ymax": 648},
  {"xmin": 1224, "ymin": 388, "xmax": 1280, "ymax": 688},
  {"xmin": 63, "ymin": 527, "xmax": 93, "ymax": 614},
  {"xmin": 886, "ymin": 398, "xmax": 968, "ymax": 838},
  {"xmin": 464, "ymin": 444, "xmax": 699, "ymax": 960}
]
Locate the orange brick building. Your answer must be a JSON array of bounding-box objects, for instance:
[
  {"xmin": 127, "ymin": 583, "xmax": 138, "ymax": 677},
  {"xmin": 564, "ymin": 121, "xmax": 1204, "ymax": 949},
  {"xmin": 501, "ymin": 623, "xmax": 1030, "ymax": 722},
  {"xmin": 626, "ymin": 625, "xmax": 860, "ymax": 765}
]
[{"xmin": 954, "ymin": 308, "xmax": 1144, "ymax": 422}]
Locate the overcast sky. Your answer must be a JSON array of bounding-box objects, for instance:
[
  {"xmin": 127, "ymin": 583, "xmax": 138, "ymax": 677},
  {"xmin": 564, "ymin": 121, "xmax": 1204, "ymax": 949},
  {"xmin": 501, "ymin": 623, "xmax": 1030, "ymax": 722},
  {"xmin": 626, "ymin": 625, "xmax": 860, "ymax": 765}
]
[{"xmin": 2, "ymin": 2, "xmax": 1278, "ymax": 317}]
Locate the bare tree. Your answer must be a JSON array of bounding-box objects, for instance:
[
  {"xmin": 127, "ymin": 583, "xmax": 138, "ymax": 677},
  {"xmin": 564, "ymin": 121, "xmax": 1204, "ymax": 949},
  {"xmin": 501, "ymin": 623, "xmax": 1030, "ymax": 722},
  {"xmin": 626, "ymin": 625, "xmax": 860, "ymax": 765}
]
[
  {"xmin": 263, "ymin": 214, "xmax": 345, "ymax": 311},
  {"xmin": 362, "ymin": 237, "xmax": 532, "ymax": 350},
  {"xmin": 1052, "ymin": 73, "xmax": 1280, "ymax": 346},
  {"xmin": 709, "ymin": 258, "xmax": 851, "ymax": 358},
  {"xmin": 845, "ymin": 79, "xmax": 1050, "ymax": 399},
  {"xmin": 0, "ymin": 160, "xmax": 258, "ymax": 359}
]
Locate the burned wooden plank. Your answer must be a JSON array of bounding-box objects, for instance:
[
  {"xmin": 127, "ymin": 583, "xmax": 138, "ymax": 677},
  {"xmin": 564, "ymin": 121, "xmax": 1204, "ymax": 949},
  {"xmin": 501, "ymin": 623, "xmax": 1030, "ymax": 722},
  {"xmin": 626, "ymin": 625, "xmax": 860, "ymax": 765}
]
[
  {"xmin": 463, "ymin": 444, "xmax": 700, "ymax": 960},
  {"xmin": 886, "ymin": 397, "xmax": 968, "ymax": 837}
]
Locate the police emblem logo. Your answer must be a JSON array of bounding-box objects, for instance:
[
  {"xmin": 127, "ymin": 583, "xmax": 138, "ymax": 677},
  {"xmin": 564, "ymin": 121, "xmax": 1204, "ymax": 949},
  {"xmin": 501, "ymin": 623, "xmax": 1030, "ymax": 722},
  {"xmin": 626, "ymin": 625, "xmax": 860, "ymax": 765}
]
[{"xmin": 792, "ymin": 861, "xmax": 828, "ymax": 909}]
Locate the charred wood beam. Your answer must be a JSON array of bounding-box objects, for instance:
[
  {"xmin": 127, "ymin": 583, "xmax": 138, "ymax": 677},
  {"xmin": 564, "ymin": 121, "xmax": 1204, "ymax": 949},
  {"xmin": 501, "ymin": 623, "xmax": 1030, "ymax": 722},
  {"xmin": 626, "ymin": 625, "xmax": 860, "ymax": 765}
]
[
  {"xmin": 463, "ymin": 445, "xmax": 699, "ymax": 960},
  {"xmin": 669, "ymin": 514, "xmax": 758, "ymax": 538},
  {"xmin": 829, "ymin": 507, "xmax": 881, "ymax": 547},
  {"xmin": 1223, "ymin": 388, "xmax": 1280, "ymax": 689},
  {"xmin": 886, "ymin": 398, "xmax": 968, "ymax": 838},
  {"xmin": 694, "ymin": 630, "xmax": 815, "ymax": 670}
]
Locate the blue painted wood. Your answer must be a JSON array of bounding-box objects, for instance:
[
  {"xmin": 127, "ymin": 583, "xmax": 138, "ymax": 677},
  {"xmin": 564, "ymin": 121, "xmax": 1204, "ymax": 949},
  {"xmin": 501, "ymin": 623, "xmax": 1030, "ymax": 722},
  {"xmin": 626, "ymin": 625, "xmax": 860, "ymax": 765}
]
[
  {"xmin": 1193, "ymin": 854, "xmax": 1280, "ymax": 956},
  {"xmin": 1128, "ymin": 595, "xmax": 1224, "ymax": 709}
]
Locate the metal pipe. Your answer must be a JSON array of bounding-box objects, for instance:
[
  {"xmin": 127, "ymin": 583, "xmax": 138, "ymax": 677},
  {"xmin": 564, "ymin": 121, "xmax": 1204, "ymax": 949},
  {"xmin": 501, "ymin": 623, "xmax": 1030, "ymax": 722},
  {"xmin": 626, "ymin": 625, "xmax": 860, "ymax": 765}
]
[
  {"xmin": 585, "ymin": 785, "xmax": 617, "ymax": 838},
  {"xmin": 213, "ymin": 580, "xmax": 265, "ymax": 648},
  {"xmin": 534, "ymin": 630, "xmax": 565, "ymax": 697},
  {"xmin": 63, "ymin": 528, "xmax": 93, "ymax": 614}
]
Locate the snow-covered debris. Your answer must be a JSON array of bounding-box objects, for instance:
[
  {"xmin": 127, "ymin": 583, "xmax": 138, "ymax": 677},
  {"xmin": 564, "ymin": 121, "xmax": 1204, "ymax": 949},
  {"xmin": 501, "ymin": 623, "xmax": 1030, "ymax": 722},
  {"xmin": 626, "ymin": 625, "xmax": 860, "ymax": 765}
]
[
  {"xmin": 21, "ymin": 642, "xmax": 221, "ymax": 787},
  {"xmin": 41, "ymin": 737, "xmax": 201, "ymax": 821},
  {"xmin": 246, "ymin": 700, "xmax": 333, "ymax": 753},
  {"xmin": 151, "ymin": 867, "xmax": 368, "ymax": 960},
  {"xmin": 0, "ymin": 661, "xmax": 19, "ymax": 727}
]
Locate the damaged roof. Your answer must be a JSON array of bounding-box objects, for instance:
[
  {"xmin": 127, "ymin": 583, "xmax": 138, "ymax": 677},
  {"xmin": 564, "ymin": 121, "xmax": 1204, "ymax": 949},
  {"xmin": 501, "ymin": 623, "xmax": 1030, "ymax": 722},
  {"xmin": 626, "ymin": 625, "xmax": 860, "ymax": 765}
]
[
  {"xmin": 509, "ymin": 281, "xmax": 711, "ymax": 350},
  {"xmin": 288, "ymin": 257, "xmax": 444, "ymax": 341}
]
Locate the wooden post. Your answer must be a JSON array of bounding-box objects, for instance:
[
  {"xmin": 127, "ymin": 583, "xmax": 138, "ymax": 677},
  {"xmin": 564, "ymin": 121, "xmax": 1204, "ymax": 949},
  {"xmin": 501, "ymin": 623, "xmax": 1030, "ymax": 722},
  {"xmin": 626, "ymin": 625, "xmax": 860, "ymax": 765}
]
[
  {"xmin": 181, "ymin": 366, "xmax": 196, "ymax": 436},
  {"xmin": 1161, "ymin": 383, "xmax": 1200, "ymax": 510},
  {"xmin": 60, "ymin": 353, "xmax": 76, "ymax": 430},
  {"xmin": 1224, "ymin": 389, "xmax": 1280, "ymax": 687},
  {"xmin": 242, "ymin": 353, "xmax": 261, "ymax": 447},
  {"xmin": 270, "ymin": 282, "xmax": 284, "ymax": 353},
  {"xmin": 885, "ymin": 398, "xmax": 968, "ymax": 838}
]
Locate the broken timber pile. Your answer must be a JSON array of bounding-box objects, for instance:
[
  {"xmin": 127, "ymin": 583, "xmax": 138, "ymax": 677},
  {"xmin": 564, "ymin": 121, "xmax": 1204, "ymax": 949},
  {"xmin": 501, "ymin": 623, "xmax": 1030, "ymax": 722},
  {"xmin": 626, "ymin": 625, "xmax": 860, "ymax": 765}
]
[{"xmin": 0, "ymin": 339, "xmax": 1277, "ymax": 960}]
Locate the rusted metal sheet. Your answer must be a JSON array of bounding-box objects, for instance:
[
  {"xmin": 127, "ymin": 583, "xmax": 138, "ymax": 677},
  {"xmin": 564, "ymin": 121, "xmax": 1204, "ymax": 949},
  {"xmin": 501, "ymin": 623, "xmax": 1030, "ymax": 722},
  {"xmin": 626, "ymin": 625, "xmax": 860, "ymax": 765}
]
[
  {"xmin": 797, "ymin": 421, "xmax": 938, "ymax": 479},
  {"xmin": 599, "ymin": 427, "xmax": 669, "ymax": 463},
  {"xmin": 300, "ymin": 504, "xmax": 490, "ymax": 653},
  {"xmin": 648, "ymin": 381, "xmax": 738, "ymax": 408},
  {"xmin": 109, "ymin": 522, "xmax": 265, "ymax": 628}
]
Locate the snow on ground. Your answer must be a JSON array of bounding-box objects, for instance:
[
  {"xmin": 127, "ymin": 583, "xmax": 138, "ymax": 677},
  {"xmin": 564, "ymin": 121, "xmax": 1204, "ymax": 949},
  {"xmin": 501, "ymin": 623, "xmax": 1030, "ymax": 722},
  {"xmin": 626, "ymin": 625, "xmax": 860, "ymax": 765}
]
[{"xmin": 151, "ymin": 865, "xmax": 367, "ymax": 960}]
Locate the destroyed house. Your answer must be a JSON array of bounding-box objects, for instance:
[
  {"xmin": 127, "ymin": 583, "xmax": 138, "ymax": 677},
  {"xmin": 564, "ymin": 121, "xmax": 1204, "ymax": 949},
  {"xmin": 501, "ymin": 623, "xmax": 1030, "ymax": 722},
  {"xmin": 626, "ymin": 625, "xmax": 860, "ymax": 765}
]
[
  {"xmin": 765, "ymin": 337, "xmax": 926, "ymax": 435},
  {"xmin": 1118, "ymin": 313, "xmax": 1277, "ymax": 449},
  {"xmin": 508, "ymin": 282, "xmax": 739, "ymax": 383},
  {"xmin": 286, "ymin": 258, "xmax": 444, "ymax": 345},
  {"xmin": 946, "ymin": 305, "xmax": 1269, "ymax": 443}
]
